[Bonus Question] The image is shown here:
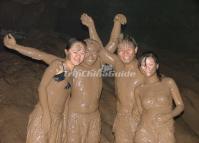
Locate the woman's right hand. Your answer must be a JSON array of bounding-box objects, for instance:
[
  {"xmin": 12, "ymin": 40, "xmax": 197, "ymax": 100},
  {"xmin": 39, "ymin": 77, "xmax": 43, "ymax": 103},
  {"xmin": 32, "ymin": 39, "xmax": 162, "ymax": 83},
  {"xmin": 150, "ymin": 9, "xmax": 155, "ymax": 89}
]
[
  {"xmin": 42, "ymin": 112, "xmax": 51, "ymax": 134},
  {"xmin": 3, "ymin": 34, "xmax": 17, "ymax": 49}
]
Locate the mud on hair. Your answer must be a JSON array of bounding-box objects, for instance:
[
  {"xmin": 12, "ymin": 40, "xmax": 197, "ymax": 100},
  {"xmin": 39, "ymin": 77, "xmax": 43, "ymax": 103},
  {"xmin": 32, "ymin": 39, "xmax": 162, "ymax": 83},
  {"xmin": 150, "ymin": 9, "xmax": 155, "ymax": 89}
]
[{"xmin": 138, "ymin": 51, "xmax": 162, "ymax": 81}]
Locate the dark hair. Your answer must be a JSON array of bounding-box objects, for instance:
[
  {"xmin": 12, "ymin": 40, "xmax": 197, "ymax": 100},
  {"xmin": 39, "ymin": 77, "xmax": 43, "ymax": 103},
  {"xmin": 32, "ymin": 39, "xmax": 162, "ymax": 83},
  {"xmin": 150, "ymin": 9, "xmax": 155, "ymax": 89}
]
[
  {"xmin": 138, "ymin": 51, "xmax": 162, "ymax": 80},
  {"xmin": 65, "ymin": 38, "xmax": 86, "ymax": 50},
  {"xmin": 119, "ymin": 34, "xmax": 138, "ymax": 48}
]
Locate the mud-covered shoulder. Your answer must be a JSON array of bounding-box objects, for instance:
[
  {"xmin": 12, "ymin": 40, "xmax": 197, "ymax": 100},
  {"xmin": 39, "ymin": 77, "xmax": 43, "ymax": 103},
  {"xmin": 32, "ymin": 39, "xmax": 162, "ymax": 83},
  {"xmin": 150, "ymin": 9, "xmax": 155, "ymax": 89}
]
[
  {"xmin": 162, "ymin": 76, "xmax": 177, "ymax": 88},
  {"xmin": 49, "ymin": 59, "xmax": 63, "ymax": 68},
  {"xmin": 47, "ymin": 59, "xmax": 64, "ymax": 74}
]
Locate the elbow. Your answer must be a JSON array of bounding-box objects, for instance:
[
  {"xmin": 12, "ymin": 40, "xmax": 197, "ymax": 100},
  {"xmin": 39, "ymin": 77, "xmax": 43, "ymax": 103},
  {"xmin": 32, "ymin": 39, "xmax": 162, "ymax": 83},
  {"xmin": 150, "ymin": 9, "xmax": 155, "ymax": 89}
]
[
  {"xmin": 180, "ymin": 104, "xmax": 185, "ymax": 112},
  {"xmin": 177, "ymin": 103, "xmax": 185, "ymax": 114}
]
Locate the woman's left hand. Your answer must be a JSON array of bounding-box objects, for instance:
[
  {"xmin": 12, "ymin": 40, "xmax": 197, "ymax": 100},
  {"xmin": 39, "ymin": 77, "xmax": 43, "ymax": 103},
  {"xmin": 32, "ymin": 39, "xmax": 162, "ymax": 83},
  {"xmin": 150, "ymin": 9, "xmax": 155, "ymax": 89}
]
[{"xmin": 80, "ymin": 13, "xmax": 94, "ymax": 27}]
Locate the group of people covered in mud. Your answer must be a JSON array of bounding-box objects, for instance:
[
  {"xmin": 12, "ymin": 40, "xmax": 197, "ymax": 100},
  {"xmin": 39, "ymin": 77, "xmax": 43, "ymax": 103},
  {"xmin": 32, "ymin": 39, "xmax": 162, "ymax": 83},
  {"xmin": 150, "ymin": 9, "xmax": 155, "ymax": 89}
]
[{"xmin": 3, "ymin": 13, "xmax": 184, "ymax": 143}]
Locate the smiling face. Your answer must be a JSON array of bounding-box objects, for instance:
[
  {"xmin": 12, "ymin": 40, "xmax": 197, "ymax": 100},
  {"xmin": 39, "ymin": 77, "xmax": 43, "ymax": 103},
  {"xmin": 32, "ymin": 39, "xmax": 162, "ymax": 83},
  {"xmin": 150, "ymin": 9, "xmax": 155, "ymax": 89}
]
[
  {"xmin": 83, "ymin": 39, "xmax": 100, "ymax": 65},
  {"xmin": 140, "ymin": 56, "xmax": 159, "ymax": 77},
  {"xmin": 117, "ymin": 40, "xmax": 137, "ymax": 64},
  {"xmin": 65, "ymin": 41, "xmax": 86, "ymax": 66}
]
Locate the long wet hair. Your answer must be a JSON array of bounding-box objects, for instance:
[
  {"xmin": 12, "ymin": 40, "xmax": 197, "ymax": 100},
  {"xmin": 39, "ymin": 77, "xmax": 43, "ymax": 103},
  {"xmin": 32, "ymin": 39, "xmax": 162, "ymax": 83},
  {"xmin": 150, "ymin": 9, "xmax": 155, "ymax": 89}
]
[
  {"xmin": 65, "ymin": 38, "xmax": 86, "ymax": 50},
  {"xmin": 138, "ymin": 51, "xmax": 162, "ymax": 81}
]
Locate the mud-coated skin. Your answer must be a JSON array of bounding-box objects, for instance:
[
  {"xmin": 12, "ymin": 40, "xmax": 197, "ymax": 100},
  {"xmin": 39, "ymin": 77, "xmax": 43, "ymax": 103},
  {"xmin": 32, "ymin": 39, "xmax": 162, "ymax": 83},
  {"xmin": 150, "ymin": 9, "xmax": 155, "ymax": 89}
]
[
  {"xmin": 81, "ymin": 13, "xmax": 143, "ymax": 143},
  {"xmin": 26, "ymin": 60, "xmax": 72, "ymax": 143},
  {"xmin": 3, "ymin": 13, "xmax": 126, "ymax": 143},
  {"xmin": 68, "ymin": 57, "xmax": 102, "ymax": 113},
  {"xmin": 112, "ymin": 112, "xmax": 138, "ymax": 143},
  {"xmin": 27, "ymin": 104, "xmax": 64, "ymax": 143},
  {"xmin": 65, "ymin": 14, "xmax": 127, "ymax": 143},
  {"xmin": 67, "ymin": 110, "xmax": 101, "ymax": 143},
  {"xmin": 134, "ymin": 77, "xmax": 184, "ymax": 143},
  {"xmin": 99, "ymin": 49, "xmax": 144, "ymax": 142},
  {"xmin": 3, "ymin": 34, "xmax": 62, "ymax": 64},
  {"xmin": 3, "ymin": 34, "xmax": 75, "ymax": 142},
  {"xmin": 80, "ymin": 13, "xmax": 126, "ymax": 52},
  {"xmin": 65, "ymin": 38, "xmax": 104, "ymax": 143},
  {"xmin": 66, "ymin": 51, "xmax": 102, "ymax": 142}
]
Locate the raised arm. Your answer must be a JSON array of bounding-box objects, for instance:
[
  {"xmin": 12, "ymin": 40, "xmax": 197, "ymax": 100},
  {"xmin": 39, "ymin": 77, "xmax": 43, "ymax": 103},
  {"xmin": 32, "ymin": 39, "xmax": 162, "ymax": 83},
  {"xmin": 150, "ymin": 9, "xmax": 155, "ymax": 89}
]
[
  {"xmin": 105, "ymin": 14, "xmax": 127, "ymax": 53},
  {"xmin": 81, "ymin": 13, "xmax": 127, "ymax": 53},
  {"xmin": 99, "ymin": 48, "xmax": 121, "ymax": 68},
  {"xmin": 81, "ymin": 13, "xmax": 103, "ymax": 46},
  {"xmin": 3, "ymin": 34, "xmax": 61, "ymax": 65}
]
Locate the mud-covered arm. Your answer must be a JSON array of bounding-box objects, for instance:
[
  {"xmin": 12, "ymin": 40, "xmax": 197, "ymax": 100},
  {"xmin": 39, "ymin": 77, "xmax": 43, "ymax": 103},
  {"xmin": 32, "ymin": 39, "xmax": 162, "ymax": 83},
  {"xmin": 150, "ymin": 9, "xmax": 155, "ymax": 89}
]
[
  {"xmin": 99, "ymin": 48, "xmax": 120, "ymax": 68},
  {"xmin": 3, "ymin": 34, "xmax": 61, "ymax": 65},
  {"xmin": 134, "ymin": 87, "xmax": 143, "ymax": 123},
  {"xmin": 81, "ymin": 13, "xmax": 103, "ymax": 46},
  {"xmin": 81, "ymin": 13, "xmax": 127, "ymax": 53},
  {"xmin": 105, "ymin": 14, "xmax": 127, "ymax": 53},
  {"xmin": 168, "ymin": 78, "xmax": 184, "ymax": 118},
  {"xmin": 135, "ymin": 87, "xmax": 143, "ymax": 115},
  {"xmin": 100, "ymin": 14, "xmax": 126, "ymax": 65}
]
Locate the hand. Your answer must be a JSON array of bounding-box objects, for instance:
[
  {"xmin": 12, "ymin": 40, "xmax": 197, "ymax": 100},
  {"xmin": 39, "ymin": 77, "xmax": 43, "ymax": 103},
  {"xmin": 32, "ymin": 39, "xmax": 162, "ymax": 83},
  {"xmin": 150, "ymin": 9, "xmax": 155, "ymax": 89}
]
[
  {"xmin": 155, "ymin": 113, "xmax": 172, "ymax": 124},
  {"xmin": 42, "ymin": 112, "xmax": 51, "ymax": 134},
  {"xmin": 3, "ymin": 34, "xmax": 17, "ymax": 49},
  {"xmin": 114, "ymin": 14, "xmax": 127, "ymax": 25},
  {"xmin": 80, "ymin": 13, "xmax": 94, "ymax": 27}
]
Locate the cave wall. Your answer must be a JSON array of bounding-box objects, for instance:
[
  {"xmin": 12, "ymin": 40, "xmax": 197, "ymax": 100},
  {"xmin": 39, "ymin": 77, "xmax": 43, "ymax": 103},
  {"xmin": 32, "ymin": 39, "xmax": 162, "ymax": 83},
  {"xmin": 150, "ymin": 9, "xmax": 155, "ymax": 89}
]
[{"xmin": 1, "ymin": 0, "xmax": 199, "ymax": 46}]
